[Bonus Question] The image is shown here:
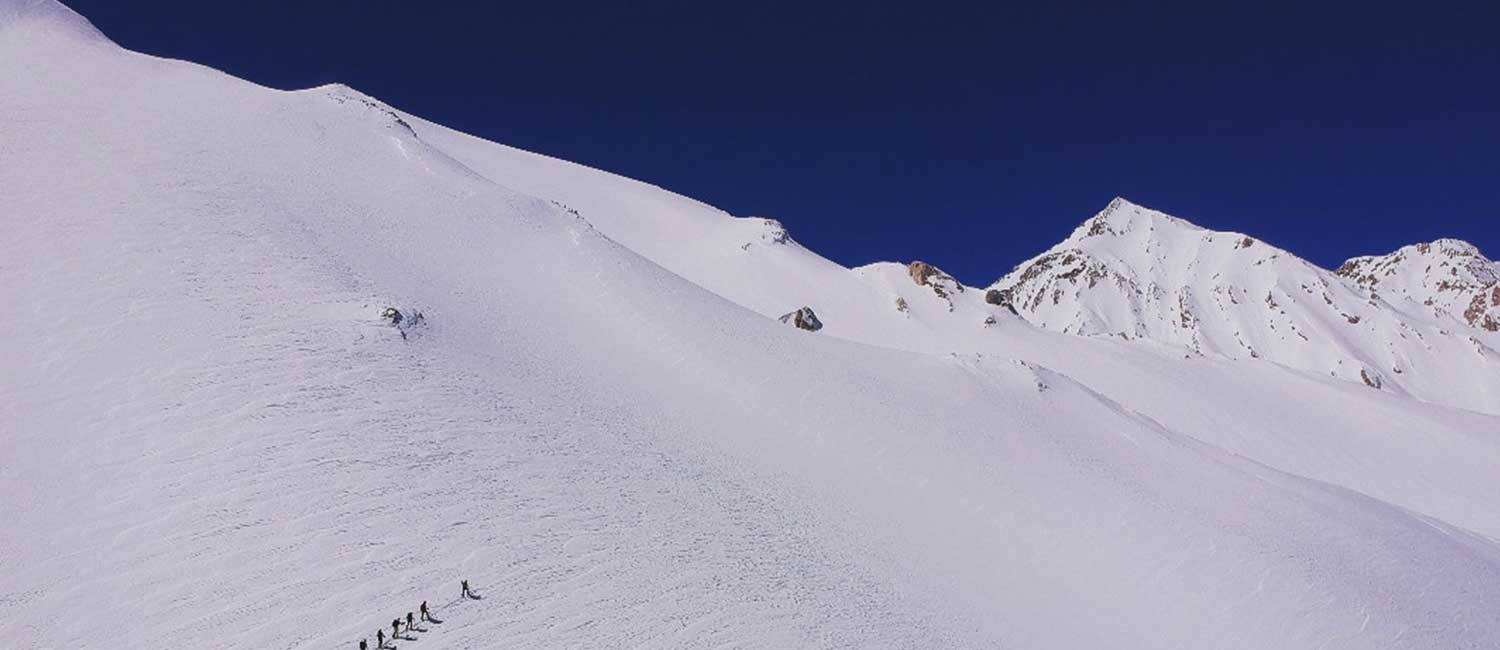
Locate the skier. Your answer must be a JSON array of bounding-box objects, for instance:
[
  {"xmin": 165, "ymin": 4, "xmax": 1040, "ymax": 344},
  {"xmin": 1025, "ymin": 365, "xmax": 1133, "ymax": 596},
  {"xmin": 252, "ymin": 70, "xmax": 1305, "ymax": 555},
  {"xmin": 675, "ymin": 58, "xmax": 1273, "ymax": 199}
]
[
  {"xmin": 360, "ymin": 639, "xmax": 367, "ymax": 650},
  {"xmin": 420, "ymin": 600, "xmax": 430, "ymax": 621},
  {"xmin": 392, "ymin": 618, "xmax": 401, "ymax": 639},
  {"xmin": 406, "ymin": 611, "xmax": 415, "ymax": 630},
  {"xmin": 376, "ymin": 630, "xmax": 384, "ymax": 648},
  {"xmin": 462, "ymin": 579, "xmax": 472, "ymax": 599}
]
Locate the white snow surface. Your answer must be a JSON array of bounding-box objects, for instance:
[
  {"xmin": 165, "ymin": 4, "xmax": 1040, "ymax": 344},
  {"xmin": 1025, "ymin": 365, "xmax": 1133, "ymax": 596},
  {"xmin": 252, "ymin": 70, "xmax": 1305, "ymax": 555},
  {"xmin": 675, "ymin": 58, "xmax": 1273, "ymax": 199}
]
[{"xmin": 6, "ymin": 3, "xmax": 1500, "ymax": 649}]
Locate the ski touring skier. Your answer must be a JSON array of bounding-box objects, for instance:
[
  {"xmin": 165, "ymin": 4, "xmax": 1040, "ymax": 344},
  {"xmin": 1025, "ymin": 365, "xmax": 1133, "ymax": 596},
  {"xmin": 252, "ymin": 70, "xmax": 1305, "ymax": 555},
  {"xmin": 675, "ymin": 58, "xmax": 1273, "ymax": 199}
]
[
  {"xmin": 376, "ymin": 629, "xmax": 384, "ymax": 648},
  {"xmin": 461, "ymin": 579, "xmax": 472, "ymax": 599},
  {"xmin": 420, "ymin": 600, "xmax": 430, "ymax": 621},
  {"xmin": 406, "ymin": 611, "xmax": 415, "ymax": 630}
]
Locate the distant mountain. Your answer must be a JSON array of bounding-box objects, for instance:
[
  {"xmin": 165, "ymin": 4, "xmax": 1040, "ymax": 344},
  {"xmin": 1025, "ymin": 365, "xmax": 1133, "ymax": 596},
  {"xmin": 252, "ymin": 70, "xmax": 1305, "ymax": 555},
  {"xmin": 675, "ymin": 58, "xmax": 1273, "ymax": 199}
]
[
  {"xmin": 1337, "ymin": 239, "xmax": 1500, "ymax": 332},
  {"xmin": 988, "ymin": 198, "xmax": 1500, "ymax": 413}
]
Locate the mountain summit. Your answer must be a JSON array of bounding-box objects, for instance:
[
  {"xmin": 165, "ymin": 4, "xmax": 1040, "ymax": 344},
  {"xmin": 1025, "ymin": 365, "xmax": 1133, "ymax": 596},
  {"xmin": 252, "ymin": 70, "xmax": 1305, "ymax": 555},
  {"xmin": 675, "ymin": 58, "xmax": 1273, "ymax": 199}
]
[
  {"xmin": 990, "ymin": 198, "xmax": 1500, "ymax": 411},
  {"xmin": 1337, "ymin": 239, "xmax": 1500, "ymax": 332}
]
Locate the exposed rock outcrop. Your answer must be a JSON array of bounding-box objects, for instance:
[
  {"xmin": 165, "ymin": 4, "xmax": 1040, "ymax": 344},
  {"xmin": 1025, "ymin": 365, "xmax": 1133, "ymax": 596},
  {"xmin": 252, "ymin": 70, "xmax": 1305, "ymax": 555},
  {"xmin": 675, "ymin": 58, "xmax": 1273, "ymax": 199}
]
[
  {"xmin": 1465, "ymin": 286, "xmax": 1500, "ymax": 331},
  {"xmin": 985, "ymin": 288, "xmax": 1017, "ymax": 314},
  {"xmin": 907, "ymin": 260, "xmax": 964, "ymax": 310},
  {"xmin": 908, "ymin": 261, "xmax": 941, "ymax": 287},
  {"xmin": 759, "ymin": 218, "xmax": 790, "ymax": 245},
  {"xmin": 778, "ymin": 306, "xmax": 823, "ymax": 332}
]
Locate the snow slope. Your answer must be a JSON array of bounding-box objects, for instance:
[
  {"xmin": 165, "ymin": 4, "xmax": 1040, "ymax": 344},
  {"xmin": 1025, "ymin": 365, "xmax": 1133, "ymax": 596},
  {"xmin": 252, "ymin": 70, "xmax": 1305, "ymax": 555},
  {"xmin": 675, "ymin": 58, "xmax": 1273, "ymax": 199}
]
[{"xmin": 7, "ymin": 3, "xmax": 1500, "ymax": 650}]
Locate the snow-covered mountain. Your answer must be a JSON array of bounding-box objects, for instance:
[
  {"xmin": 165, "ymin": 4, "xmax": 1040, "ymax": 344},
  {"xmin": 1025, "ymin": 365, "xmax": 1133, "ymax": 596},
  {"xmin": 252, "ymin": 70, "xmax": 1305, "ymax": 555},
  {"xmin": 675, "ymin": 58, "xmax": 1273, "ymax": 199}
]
[
  {"xmin": 438, "ymin": 118, "xmax": 1500, "ymax": 414},
  {"xmin": 989, "ymin": 198, "xmax": 1500, "ymax": 413},
  {"xmin": 1337, "ymin": 238, "xmax": 1500, "ymax": 332},
  {"xmin": 7, "ymin": 2, "xmax": 1500, "ymax": 649}
]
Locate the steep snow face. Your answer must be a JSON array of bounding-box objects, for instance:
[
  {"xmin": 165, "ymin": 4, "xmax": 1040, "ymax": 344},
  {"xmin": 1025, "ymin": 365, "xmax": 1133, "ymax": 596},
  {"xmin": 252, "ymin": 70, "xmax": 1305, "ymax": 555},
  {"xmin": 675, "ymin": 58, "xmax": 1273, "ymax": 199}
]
[
  {"xmin": 990, "ymin": 198, "xmax": 1500, "ymax": 413},
  {"xmin": 1337, "ymin": 239, "xmax": 1500, "ymax": 332}
]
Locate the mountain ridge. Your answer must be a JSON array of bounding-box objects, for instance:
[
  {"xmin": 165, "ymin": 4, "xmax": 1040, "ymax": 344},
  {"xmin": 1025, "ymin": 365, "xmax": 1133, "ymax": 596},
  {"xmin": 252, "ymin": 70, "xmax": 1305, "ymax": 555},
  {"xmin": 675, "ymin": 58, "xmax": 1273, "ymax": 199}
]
[{"xmin": 402, "ymin": 101, "xmax": 1500, "ymax": 413}]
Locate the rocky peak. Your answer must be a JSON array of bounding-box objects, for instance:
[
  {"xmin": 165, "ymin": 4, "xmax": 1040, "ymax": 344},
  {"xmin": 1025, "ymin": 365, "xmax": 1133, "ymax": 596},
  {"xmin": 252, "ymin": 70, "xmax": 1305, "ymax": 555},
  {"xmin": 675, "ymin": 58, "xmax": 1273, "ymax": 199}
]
[
  {"xmin": 983, "ymin": 198, "xmax": 1500, "ymax": 405},
  {"xmin": 1336, "ymin": 239, "xmax": 1499, "ymax": 330},
  {"xmin": 1337, "ymin": 239, "xmax": 1495, "ymax": 287},
  {"xmin": 1068, "ymin": 196, "xmax": 1204, "ymax": 243}
]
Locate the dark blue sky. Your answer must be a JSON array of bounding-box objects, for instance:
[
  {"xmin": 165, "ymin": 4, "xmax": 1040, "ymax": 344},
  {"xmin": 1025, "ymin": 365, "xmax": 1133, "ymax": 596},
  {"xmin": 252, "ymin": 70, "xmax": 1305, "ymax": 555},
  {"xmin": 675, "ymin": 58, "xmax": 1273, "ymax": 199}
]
[{"xmin": 71, "ymin": 1, "xmax": 1499, "ymax": 283}]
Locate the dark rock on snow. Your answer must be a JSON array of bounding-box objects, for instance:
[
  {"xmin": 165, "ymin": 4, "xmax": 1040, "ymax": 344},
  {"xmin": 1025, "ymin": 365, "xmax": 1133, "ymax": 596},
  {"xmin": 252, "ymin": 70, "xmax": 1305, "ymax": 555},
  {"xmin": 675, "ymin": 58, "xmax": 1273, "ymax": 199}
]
[{"xmin": 779, "ymin": 306, "xmax": 823, "ymax": 332}]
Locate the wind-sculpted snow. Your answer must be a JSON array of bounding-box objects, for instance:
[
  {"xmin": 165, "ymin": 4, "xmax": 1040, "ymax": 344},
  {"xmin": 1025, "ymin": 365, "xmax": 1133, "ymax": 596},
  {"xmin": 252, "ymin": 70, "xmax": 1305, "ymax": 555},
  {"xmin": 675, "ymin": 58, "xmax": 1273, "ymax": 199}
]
[{"xmin": 7, "ymin": 2, "xmax": 1500, "ymax": 649}]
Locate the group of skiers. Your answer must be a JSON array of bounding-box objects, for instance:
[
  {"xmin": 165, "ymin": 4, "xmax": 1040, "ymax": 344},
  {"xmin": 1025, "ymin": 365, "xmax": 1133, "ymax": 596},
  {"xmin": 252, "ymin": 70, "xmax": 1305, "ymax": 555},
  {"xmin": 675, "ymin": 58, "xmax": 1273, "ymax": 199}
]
[{"xmin": 356, "ymin": 580, "xmax": 475, "ymax": 649}]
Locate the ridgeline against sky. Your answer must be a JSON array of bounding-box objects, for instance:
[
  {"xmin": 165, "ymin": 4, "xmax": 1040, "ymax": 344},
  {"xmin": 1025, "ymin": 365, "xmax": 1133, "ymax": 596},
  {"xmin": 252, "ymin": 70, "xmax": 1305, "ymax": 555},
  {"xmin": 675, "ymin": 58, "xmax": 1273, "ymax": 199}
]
[{"xmin": 70, "ymin": 0, "xmax": 1499, "ymax": 284}]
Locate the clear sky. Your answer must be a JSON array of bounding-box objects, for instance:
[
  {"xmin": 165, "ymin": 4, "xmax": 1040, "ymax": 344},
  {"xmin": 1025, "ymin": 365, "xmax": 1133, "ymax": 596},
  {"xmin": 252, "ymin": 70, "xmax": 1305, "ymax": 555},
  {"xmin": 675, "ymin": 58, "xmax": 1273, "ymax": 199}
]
[{"xmin": 68, "ymin": 0, "xmax": 1500, "ymax": 284}]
